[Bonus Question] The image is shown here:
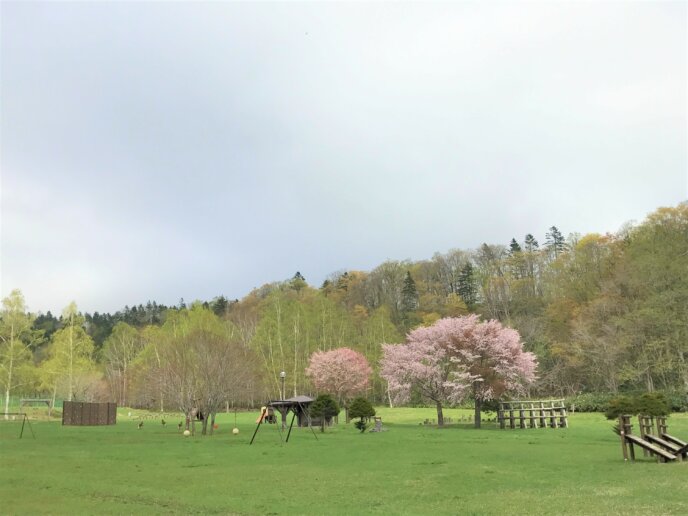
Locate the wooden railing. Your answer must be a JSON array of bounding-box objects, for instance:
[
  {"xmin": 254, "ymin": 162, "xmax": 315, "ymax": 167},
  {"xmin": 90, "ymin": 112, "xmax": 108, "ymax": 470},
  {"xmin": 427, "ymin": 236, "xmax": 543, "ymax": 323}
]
[{"xmin": 497, "ymin": 399, "xmax": 568, "ymax": 429}]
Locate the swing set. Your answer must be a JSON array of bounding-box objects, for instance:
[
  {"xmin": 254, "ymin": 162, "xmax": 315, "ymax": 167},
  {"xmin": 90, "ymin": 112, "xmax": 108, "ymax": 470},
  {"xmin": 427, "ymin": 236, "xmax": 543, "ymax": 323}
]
[
  {"xmin": 1, "ymin": 413, "xmax": 35, "ymax": 439},
  {"xmin": 249, "ymin": 396, "xmax": 319, "ymax": 445}
]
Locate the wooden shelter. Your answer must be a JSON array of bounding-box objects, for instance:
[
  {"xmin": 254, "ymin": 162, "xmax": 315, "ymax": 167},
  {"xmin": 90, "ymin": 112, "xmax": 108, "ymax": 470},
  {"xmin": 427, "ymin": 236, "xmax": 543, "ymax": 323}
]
[
  {"xmin": 268, "ymin": 395, "xmax": 315, "ymax": 428},
  {"xmin": 249, "ymin": 395, "xmax": 316, "ymax": 444}
]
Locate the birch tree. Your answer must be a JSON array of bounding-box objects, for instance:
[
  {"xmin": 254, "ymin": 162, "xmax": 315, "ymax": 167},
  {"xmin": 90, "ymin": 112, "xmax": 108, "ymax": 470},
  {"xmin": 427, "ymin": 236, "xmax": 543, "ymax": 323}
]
[
  {"xmin": 0, "ymin": 290, "xmax": 36, "ymax": 418},
  {"xmin": 158, "ymin": 304, "xmax": 255, "ymax": 434},
  {"xmin": 102, "ymin": 322, "xmax": 143, "ymax": 406},
  {"xmin": 47, "ymin": 302, "xmax": 95, "ymax": 401}
]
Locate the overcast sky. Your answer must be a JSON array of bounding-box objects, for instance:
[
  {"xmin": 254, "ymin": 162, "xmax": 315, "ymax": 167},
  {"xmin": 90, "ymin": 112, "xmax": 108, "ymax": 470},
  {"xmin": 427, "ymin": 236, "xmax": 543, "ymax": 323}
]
[{"xmin": 1, "ymin": 1, "xmax": 686, "ymax": 314}]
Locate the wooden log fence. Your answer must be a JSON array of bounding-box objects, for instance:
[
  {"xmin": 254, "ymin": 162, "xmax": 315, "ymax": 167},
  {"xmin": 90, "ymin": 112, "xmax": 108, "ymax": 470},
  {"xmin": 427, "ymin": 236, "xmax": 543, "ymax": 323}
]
[
  {"xmin": 497, "ymin": 399, "xmax": 568, "ymax": 429},
  {"xmin": 656, "ymin": 415, "xmax": 668, "ymax": 436},
  {"xmin": 62, "ymin": 402, "xmax": 117, "ymax": 426},
  {"xmin": 638, "ymin": 414, "xmax": 655, "ymax": 457},
  {"xmin": 618, "ymin": 415, "xmax": 685, "ymax": 463}
]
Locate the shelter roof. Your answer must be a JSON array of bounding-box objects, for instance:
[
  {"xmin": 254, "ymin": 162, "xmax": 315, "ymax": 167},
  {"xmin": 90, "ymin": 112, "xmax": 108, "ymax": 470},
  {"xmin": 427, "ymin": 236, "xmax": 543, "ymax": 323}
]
[
  {"xmin": 287, "ymin": 395, "xmax": 314, "ymax": 403},
  {"xmin": 268, "ymin": 395, "xmax": 314, "ymax": 407}
]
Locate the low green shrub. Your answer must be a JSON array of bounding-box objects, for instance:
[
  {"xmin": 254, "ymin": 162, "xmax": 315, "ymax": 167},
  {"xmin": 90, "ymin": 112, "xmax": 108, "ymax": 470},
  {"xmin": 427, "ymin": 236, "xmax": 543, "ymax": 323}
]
[
  {"xmin": 662, "ymin": 390, "xmax": 688, "ymax": 412},
  {"xmin": 348, "ymin": 397, "xmax": 375, "ymax": 420},
  {"xmin": 354, "ymin": 419, "xmax": 369, "ymax": 433},
  {"xmin": 604, "ymin": 396, "xmax": 637, "ymax": 420},
  {"xmin": 604, "ymin": 392, "xmax": 671, "ymax": 419},
  {"xmin": 566, "ymin": 390, "xmax": 687, "ymax": 413},
  {"xmin": 310, "ymin": 394, "xmax": 340, "ymax": 432},
  {"xmin": 635, "ymin": 392, "xmax": 671, "ymax": 417},
  {"xmin": 349, "ymin": 397, "xmax": 375, "ymax": 433},
  {"xmin": 565, "ymin": 392, "xmax": 615, "ymax": 412}
]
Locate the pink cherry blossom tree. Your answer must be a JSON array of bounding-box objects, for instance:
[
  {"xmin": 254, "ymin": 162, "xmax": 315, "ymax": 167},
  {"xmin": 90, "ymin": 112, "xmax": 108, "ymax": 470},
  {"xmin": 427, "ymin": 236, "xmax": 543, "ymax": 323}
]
[
  {"xmin": 305, "ymin": 348, "xmax": 372, "ymax": 419},
  {"xmin": 381, "ymin": 337, "xmax": 471, "ymax": 426},
  {"xmin": 381, "ymin": 315, "xmax": 537, "ymax": 427}
]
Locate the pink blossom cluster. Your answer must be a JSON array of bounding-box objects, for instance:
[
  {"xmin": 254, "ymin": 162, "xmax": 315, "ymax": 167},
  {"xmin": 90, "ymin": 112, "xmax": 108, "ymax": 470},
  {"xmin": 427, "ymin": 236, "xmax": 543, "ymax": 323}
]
[
  {"xmin": 381, "ymin": 315, "xmax": 537, "ymax": 406},
  {"xmin": 305, "ymin": 347, "xmax": 372, "ymax": 402}
]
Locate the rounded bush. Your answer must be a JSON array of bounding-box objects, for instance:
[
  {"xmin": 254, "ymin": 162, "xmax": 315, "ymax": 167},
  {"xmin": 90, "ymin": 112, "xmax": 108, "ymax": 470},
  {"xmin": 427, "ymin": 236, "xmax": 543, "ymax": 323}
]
[
  {"xmin": 348, "ymin": 397, "xmax": 375, "ymax": 420},
  {"xmin": 604, "ymin": 392, "xmax": 671, "ymax": 419}
]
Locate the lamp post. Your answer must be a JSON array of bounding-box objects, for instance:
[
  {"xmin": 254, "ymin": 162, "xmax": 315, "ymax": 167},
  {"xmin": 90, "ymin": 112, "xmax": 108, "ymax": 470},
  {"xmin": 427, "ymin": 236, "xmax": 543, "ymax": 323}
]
[{"xmin": 279, "ymin": 371, "xmax": 287, "ymax": 430}]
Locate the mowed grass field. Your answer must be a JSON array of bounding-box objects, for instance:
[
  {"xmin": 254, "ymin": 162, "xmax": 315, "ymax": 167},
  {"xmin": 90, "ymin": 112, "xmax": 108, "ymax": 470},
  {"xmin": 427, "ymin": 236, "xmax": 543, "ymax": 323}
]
[{"xmin": 1, "ymin": 407, "xmax": 687, "ymax": 515}]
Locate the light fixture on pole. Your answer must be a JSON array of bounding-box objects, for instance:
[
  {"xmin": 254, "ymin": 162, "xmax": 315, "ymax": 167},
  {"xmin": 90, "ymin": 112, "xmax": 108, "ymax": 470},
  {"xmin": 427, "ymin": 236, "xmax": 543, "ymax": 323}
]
[
  {"xmin": 279, "ymin": 371, "xmax": 287, "ymax": 430},
  {"xmin": 279, "ymin": 371, "xmax": 286, "ymax": 400}
]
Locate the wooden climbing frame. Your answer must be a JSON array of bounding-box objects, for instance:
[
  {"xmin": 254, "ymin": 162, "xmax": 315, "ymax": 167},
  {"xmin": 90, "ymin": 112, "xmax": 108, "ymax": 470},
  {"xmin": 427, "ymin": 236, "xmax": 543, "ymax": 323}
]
[
  {"xmin": 497, "ymin": 399, "xmax": 568, "ymax": 429},
  {"xmin": 618, "ymin": 414, "xmax": 687, "ymax": 463}
]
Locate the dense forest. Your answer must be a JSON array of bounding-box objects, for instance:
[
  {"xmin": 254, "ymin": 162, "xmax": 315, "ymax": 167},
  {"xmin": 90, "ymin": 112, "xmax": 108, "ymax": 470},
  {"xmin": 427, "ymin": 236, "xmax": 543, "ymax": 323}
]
[{"xmin": 2, "ymin": 203, "xmax": 686, "ymax": 415}]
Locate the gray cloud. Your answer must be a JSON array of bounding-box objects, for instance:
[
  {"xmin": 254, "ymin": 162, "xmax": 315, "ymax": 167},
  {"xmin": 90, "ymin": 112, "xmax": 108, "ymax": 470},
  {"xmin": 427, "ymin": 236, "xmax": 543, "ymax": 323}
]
[{"xmin": 1, "ymin": 1, "xmax": 686, "ymax": 313}]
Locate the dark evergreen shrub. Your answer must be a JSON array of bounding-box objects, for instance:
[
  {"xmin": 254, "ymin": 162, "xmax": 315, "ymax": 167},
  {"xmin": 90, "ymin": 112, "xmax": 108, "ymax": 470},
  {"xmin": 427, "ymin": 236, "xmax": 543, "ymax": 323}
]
[
  {"xmin": 348, "ymin": 397, "xmax": 375, "ymax": 433},
  {"xmin": 348, "ymin": 397, "xmax": 375, "ymax": 420},
  {"xmin": 310, "ymin": 394, "xmax": 340, "ymax": 432},
  {"xmin": 604, "ymin": 396, "xmax": 636, "ymax": 420}
]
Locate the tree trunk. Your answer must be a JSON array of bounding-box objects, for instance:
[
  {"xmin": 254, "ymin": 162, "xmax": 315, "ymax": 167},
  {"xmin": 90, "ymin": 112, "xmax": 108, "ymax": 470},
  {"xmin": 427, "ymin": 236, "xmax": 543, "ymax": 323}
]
[
  {"xmin": 4, "ymin": 387, "xmax": 10, "ymax": 420},
  {"xmin": 201, "ymin": 413, "xmax": 209, "ymax": 435},
  {"xmin": 436, "ymin": 401, "xmax": 444, "ymax": 427},
  {"xmin": 209, "ymin": 412, "xmax": 216, "ymax": 435},
  {"xmin": 4, "ymin": 327, "xmax": 14, "ymax": 419},
  {"xmin": 68, "ymin": 320, "xmax": 74, "ymax": 402},
  {"xmin": 50, "ymin": 383, "xmax": 57, "ymax": 417},
  {"xmin": 646, "ymin": 371, "xmax": 654, "ymax": 392},
  {"xmin": 4, "ymin": 353, "xmax": 11, "ymax": 419},
  {"xmin": 321, "ymin": 420, "xmax": 325, "ymax": 433},
  {"xmin": 474, "ymin": 398, "xmax": 482, "ymax": 429},
  {"xmin": 122, "ymin": 367, "xmax": 127, "ymax": 408},
  {"xmin": 154, "ymin": 345, "xmax": 164, "ymax": 412}
]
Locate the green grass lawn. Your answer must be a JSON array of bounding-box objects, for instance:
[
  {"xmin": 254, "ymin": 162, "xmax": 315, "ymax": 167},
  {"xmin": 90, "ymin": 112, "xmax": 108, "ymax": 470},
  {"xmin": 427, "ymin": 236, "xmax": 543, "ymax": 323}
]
[{"xmin": 1, "ymin": 407, "xmax": 686, "ymax": 515}]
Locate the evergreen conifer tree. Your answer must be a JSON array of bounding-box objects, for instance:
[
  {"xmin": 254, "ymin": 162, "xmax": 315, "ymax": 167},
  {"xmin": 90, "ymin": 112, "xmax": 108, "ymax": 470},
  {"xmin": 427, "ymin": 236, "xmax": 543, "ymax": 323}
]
[
  {"xmin": 290, "ymin": 271, "xmax": 307, "ymax": 292},
  {"xmin": 400, "ymin": 271, "xmax": 419, "ymax": 313},
  {"xmin": 545, "ymin": 226, "xmax": 568, "ymax": 259},
  {"xmin": 336, "ymin": 272, "xmax": 349, "ymax": 291},
  {"xmin": 211, "ymin": 296, "xmax": 229, "ymax": 316},
  {"xmin": 310, "ymin": 394, "xmax": 340, "ymax": 432},
  {"xmin": 457, "ymin": 263, "xmax": 477, "ymax": 308},
  {"xmin": 509, "ymin": 238, "xmax": 522, "ymax": 254},
  {"xmin": 524, "ymin": 234, "xmax": 539, "ymax": 252}
]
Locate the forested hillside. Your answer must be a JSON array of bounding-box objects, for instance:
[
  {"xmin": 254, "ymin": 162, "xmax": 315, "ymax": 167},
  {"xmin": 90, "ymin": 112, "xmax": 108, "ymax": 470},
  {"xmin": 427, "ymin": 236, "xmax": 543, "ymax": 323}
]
[{"xmin": 2, "ymin": 203, "xmax": 686, "ymax": 412}]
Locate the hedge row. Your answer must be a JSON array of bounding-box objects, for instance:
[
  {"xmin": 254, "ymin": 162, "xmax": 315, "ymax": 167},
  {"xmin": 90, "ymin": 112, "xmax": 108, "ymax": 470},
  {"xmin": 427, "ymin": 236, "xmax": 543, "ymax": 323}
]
[{"xmin": 565, "ymin": 390, "xmax": 688, "ymax": 413}]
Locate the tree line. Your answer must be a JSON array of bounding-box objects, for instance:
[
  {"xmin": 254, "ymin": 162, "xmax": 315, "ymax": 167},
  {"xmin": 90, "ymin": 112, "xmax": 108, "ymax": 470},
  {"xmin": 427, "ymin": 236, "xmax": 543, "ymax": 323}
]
[{"xmin": 1, "ymin": 203, "xmax": 686, "ymax": 418}]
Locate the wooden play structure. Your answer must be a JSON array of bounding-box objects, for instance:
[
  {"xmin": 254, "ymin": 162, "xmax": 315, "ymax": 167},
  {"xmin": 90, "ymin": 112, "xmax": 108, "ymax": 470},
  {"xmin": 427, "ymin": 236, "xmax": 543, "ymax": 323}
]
[
  {"xmin": 250, "ymin": 395, "xmax": 318, "ymax": 444},
  {"xmin": 255, "ymin": 406, "xmax": 277, "ymax": 424},
  {"xmin": 497, "ymin": 399, "xmax": 568, "ymax": 429},
  {"xmin": 617, "ymin": 415, "xmax": 688, "ymax": 463},
  {"xmin": 1, "ymin": 413, "xmax": 35, "ymax": 439},
  {"xmin": 62, "ymin": 401, "xmax": 117, "ymax": 426}
]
